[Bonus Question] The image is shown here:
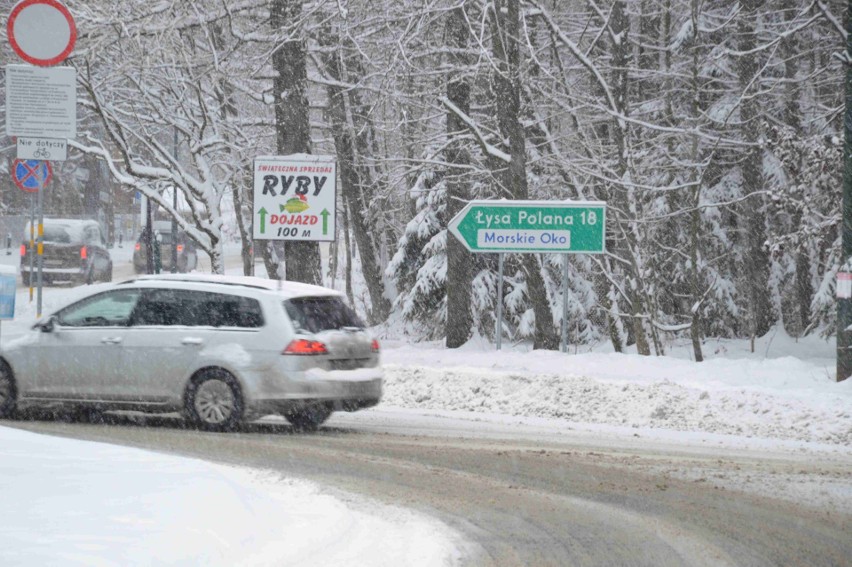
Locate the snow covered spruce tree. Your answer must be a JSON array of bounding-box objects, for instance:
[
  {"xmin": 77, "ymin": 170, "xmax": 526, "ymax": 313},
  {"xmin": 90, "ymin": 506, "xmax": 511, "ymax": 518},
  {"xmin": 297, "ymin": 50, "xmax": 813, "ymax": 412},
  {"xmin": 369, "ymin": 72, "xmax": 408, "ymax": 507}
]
[{"xmin": 386, "ymin": 167, "xmax": 448, "ymax": 339}]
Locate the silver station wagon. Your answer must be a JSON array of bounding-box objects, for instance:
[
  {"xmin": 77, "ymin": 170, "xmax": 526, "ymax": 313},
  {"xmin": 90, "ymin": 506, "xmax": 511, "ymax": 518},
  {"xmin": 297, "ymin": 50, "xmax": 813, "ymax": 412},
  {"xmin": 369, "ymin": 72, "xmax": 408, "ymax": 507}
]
[{"xmin": 0, "ymin": 275, "xmax": 382, "ymax": 431}]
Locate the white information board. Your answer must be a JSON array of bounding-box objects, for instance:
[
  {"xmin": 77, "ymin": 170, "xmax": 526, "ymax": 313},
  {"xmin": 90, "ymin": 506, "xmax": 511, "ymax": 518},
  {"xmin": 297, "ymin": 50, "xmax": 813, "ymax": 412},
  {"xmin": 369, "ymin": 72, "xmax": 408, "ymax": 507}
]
[
  {"xmin": 252, "ymin": 155, "xmax": 337, "ymax": 242},
  {"xmin": 5, "ymin": 64, "xmax": 76, "ymax": 139},
  {"xmin": 16, "ymin": 137, "xmax": 67, "ymax": 160}
]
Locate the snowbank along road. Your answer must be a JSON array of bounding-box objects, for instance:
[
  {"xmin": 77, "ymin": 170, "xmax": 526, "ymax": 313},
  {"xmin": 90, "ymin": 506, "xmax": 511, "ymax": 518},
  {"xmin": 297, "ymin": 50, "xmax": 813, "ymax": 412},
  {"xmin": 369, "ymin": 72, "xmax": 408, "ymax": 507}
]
[{"xmin": 7, "ymin": 408, "xmax": 850, "ymax": 567}]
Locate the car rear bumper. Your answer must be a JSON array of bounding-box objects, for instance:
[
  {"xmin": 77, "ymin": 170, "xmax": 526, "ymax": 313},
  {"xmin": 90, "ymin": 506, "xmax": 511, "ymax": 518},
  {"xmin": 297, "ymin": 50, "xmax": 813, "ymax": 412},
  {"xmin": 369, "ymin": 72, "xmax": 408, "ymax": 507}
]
[
  {"xmin": 246, "ymin": 367, "xmax": 383, "ymax": 414},
  {"xmin": 20, "ymin": 266, "xmax": 86, "ymax": 280}
]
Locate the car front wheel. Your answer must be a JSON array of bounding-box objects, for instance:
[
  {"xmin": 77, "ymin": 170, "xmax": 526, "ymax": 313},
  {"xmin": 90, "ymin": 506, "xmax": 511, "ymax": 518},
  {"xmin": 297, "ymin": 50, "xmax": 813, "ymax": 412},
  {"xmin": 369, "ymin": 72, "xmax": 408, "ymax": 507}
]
[{"xmin": 184, "ymin": 369, "xmax": 243, "ymax": 431}]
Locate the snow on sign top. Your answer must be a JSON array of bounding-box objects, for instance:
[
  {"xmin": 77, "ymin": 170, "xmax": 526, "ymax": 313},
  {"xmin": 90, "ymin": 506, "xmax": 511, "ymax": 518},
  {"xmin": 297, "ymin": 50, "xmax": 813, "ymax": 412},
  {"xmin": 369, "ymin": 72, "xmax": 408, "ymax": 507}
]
[{"xmin": 7, "ymin": 0, "xmax": 77, "ymax": 66}]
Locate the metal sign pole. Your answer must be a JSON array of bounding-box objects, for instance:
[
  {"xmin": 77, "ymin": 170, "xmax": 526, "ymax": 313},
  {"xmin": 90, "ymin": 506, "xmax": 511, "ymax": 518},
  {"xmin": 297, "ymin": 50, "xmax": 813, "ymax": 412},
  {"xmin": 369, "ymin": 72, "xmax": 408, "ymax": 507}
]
[
  {"xmin": 28, "ymin": 194, "xmax": 35, "ymax": 302},
  {"xmin": 36, "ymin": 173, "xmax": 44, "ymax": 317},
  {"xmin": 145, "ymin": 196, "xmax": 154, "ymax": 274},
  {"xmin": 561, "ymin": 254, "xmax": 569, "ymax": 353},
  {"xmin": 171, "ymin": 127, "xmax": 178, "ymax": 273},
  {"xmin": 496, "ymin": 253, "xmax": 504, "ymax": 351}
]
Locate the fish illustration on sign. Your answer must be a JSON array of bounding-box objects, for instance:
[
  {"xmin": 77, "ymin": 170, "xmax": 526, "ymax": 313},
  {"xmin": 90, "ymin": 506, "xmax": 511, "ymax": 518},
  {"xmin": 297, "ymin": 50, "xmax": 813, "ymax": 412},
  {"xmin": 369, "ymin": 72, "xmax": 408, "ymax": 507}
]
[{"xmin": 282, "ymin": 194, "xmax": 309, "ymax": 213}]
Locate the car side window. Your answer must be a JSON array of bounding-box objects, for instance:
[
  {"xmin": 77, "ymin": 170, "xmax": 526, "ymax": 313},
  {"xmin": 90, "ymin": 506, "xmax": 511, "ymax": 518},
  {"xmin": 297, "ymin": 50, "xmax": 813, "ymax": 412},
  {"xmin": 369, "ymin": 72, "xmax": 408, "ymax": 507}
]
[
  {"xmin": 131, "ymin": 289, "xmax": 202, "ymax": 326},
  {"xmin": 56, "ymin": 290, "xmax": 142, "ymax": 327},
  {"xmin": 208, "ymin": 294, "xmax": 264, "ymax": 328},
  {"xmin": 131, "ymin": 289, "xmax": 264, "ymax": 327}
]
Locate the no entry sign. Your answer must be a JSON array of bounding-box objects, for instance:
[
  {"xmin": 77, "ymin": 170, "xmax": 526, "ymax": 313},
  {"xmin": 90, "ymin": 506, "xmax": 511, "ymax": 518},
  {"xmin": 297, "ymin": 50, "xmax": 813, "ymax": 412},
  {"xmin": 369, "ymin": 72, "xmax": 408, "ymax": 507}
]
[
  {"xmin": 7, "ymin": 0, "xmax": 77, "ymax": 66},
  {"xmin": 12, "ymin": 159, "xmax": 52, "ymax": 193}
]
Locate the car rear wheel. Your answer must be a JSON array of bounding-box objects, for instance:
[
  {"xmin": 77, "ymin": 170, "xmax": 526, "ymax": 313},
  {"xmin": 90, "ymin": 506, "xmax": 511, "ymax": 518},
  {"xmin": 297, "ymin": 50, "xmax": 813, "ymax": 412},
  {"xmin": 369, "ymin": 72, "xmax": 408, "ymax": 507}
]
[
  {"xmin": 184, "ymin": 369, "xmax": 243, "ymax": 431},
  {"xmin": 283, "ymin": 403, "xmax": 332, "ymax": 431},
  {"xmin": 0, "ymin": 361, "xmax": 18, "ymax": 419}
]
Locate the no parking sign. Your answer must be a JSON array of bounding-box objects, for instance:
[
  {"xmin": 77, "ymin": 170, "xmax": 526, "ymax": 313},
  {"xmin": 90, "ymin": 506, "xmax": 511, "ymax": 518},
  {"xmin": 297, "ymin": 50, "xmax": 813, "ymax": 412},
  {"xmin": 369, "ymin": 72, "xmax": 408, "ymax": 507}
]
[{"xmin": 12, "ymin": 159, "xmax": 52, "ymax": 193}]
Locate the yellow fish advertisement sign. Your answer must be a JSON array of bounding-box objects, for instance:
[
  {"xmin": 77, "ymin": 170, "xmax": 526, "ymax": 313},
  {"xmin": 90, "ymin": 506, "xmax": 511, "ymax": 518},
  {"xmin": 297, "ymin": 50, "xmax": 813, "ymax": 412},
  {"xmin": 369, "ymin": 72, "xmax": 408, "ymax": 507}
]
[
  {"xmin": 283, "ymin": 197, "xmax": 310, "ymax": 213},
  {"xmin": 252, "ymin": 155, "xmax": 337, "ymax": 241}
]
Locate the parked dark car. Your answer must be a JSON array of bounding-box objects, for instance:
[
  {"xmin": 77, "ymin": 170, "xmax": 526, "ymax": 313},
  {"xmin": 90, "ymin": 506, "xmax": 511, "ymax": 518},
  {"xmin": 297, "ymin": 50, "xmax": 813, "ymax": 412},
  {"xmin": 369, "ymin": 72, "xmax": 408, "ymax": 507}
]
[
  {"xmin": 20, "ymin": 219, "xmax": 112, "ymax": 286},
  {"xmin": 133, "ymin": 221, "xmax": 198, "ymax": 273}
]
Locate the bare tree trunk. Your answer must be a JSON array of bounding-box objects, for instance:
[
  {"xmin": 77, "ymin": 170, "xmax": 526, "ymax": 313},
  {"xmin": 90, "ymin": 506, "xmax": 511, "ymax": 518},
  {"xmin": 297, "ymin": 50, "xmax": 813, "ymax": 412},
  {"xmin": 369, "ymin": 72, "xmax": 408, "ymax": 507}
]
[
  {"xmin": 319, "ymin": 32, "xmax": 391, "ymax": 322},
  {"xmin": 209, "ymin": 22, "xmax": 253, "ymax": 276},
  {"xmin": 738, "ymin": 0, "xmax": 773, "ymax": 344},
  {"xmin": 236, "ymin": 168, "xmax": 254, "ymax": 276},
  {"xmin": 689, "ymin": 0, "xmax": 704, "ymax": 362},
  {"xmin": 342, "ymin": 200, "xmax": 354, "ymax": 306},
  {"xmin": 491, "ymin": 0, "xmax": 558, "ymax": 350},
  {"xmin": 610, "ymin": 0, "xmax": 651, "ymax": 355},
  {"xmin": 267, "ymin": 0, "xmax": 321, "ymax": 285},
  {"xmin": 445, "ymin": 6, "xmax": 474, "ymax": 348},
  {"xmin": 781, "ymin": 0, "xmax": 812, "ymax": 335}
]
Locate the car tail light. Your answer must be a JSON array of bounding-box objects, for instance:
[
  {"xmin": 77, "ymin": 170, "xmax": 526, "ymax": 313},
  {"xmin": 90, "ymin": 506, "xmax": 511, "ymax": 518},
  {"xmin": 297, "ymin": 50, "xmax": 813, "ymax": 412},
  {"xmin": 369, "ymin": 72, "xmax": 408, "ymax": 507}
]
[
  {"xmin": 20, "ymin": 244, "xmax": 26, "ymax": 257},
  {"xmin": 176, "ymin": 244, "xmax": 184, "ymax": 253},
  {"xmin": 134, "ymin": 243, "xmax": 141, "ymax": 251},
  {"xmin": 283, "ymin": 339, "xmax": 328, "ymax": 355},
  {"xmin": 80, "ymin": 246, "xmax": 87, "ymax": 260},
  {"xmin": 371, "ymin": 339, "xmax": 380, "ymax": 353}
]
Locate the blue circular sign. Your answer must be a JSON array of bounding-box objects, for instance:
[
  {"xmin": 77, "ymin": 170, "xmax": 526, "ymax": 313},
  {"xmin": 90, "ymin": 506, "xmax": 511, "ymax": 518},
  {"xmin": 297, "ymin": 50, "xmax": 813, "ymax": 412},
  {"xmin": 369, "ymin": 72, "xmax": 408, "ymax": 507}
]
[{"xmin": 12, "ymin": 159, "xmax": 52, "ymax": 193}]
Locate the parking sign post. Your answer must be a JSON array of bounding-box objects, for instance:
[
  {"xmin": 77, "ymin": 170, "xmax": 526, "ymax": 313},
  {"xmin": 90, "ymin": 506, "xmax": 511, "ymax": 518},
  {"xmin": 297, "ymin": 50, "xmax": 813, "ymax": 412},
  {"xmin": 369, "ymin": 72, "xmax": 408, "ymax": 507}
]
[
  {"xmin": 36, "ymin": 172, "xmax": 45, "ymax": 317},
  {"xmin": 12, "ymin": 160, "xmax": 50, "ymax": 309},
  {"xmin": 28, "ymin": 194, "xmax": 34, "ymax": 301}
]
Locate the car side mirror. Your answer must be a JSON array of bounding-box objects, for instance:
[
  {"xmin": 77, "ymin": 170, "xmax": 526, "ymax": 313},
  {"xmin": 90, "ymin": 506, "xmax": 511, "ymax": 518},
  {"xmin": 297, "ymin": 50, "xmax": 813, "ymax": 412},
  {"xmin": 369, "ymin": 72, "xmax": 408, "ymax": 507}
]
[{"xmin": 36, "ymin": 316, "xmax": 58, "ymax": 333}]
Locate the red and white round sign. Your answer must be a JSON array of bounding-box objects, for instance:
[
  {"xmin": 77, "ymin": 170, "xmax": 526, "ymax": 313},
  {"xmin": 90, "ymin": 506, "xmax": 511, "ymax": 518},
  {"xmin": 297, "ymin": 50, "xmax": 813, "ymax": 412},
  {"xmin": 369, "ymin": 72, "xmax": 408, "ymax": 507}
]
[{"xmin": 7, "ymin": 0, "xmax": 76, "ymax": 67}]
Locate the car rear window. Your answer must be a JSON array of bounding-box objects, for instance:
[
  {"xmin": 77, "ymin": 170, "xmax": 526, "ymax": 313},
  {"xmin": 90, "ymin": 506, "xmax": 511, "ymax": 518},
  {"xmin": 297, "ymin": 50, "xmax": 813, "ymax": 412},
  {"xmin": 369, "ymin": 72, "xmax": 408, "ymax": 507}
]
[
  {"xmin": 283, "ymin": 297, "xmax": 364, "ymax": 333},
  {"xmin": 43, "ymin": 226, "xmax": 72, "ymax": 243}
]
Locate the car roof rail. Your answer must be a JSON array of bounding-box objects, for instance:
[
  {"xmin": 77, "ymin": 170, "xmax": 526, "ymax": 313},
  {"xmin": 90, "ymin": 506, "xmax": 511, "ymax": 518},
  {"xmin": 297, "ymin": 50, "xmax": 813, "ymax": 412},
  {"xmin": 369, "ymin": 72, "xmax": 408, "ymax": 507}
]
[{"xmin": 119, "ymin": 275, "xmax": 271, "ymax": 291}]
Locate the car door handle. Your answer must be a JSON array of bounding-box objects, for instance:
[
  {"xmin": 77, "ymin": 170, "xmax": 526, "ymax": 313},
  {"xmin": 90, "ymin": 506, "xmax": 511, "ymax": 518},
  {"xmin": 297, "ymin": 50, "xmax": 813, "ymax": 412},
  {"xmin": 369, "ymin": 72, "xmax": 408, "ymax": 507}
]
[
  {"xmin": 101, "ymin": 337, "xmax": 123, "ymax": 345},
  {"xmin": 181, "ymin": 338, "xmax": 203, "ymax": 346}
]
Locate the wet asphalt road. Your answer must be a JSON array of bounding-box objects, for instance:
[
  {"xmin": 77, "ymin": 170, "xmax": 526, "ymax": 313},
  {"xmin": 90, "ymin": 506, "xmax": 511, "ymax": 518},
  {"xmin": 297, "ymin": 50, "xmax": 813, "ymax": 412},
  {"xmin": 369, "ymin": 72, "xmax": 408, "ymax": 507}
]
[{"xmin": 5, "ymin": 411, "xmax": 850, "ymax": 567}]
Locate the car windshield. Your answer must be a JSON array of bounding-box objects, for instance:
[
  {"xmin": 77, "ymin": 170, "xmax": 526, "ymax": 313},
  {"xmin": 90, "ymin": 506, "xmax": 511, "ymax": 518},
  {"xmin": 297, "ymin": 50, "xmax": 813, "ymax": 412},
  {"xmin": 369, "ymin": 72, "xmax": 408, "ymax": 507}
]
[{"xmin": 284, "ymin": 296, "xmax": 364, "ymax": 333}]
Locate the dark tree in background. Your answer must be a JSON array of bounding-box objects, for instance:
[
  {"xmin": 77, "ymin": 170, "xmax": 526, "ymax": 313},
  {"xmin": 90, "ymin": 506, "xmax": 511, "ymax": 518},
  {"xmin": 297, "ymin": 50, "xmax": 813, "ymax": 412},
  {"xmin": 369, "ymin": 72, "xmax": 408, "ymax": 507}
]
[
  {"xmin": 445, "ymin": 6, "xmax": 474, "ymax": 348},
  {"xmin": 264, "ymin": 0, "xmax": 321, "ymax": 285}
]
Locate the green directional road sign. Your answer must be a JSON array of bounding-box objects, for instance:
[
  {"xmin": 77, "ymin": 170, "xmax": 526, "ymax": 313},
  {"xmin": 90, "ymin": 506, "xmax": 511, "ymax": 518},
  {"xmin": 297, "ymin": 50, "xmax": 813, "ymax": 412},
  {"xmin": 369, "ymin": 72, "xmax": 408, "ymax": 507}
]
[{"xmin": 448, "ymin": 200, "xmax": 606, "ymax": 254}]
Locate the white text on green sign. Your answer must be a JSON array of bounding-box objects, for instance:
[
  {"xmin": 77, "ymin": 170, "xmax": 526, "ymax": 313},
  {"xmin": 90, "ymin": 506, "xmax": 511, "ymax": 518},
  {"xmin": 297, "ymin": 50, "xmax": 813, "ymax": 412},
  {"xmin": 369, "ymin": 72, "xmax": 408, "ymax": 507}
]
[{"xmin": 449, "ymin": 200, "xmax": 606, "ymax": 254}]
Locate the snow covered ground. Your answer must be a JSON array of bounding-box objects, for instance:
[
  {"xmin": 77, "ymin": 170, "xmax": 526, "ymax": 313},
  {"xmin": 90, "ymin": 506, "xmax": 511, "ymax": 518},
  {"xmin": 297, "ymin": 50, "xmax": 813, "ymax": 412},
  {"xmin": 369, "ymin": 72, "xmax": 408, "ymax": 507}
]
[
  {"xmin": 368, "ymin": 330, "xmax": 852, "ymax": 516},
  {"xmin": 1, "ymin": 250, "xmax": 850, "ymax": 564},
  {"xmin": 1, "ymin": 254, "xmax": 466, "ymax": 567},
  {"xmin": 377, "ymin": 329, "xmax": 851, "ymax": 448},
  {"xmin": 0, "ymin": 426, "xmax": 463, "ymax": 567}
]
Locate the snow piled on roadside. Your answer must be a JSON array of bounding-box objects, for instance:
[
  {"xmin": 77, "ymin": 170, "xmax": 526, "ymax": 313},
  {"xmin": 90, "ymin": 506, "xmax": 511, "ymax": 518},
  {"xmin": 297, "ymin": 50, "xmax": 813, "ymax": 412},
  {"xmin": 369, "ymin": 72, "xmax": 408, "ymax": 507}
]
[
  {"xmin": 379, "ymin": 332, "xmax": 852, "ymax": 447},
  {"xmin": 0, "ymin": 426, "xmax": 463, "ymax": 567}
]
